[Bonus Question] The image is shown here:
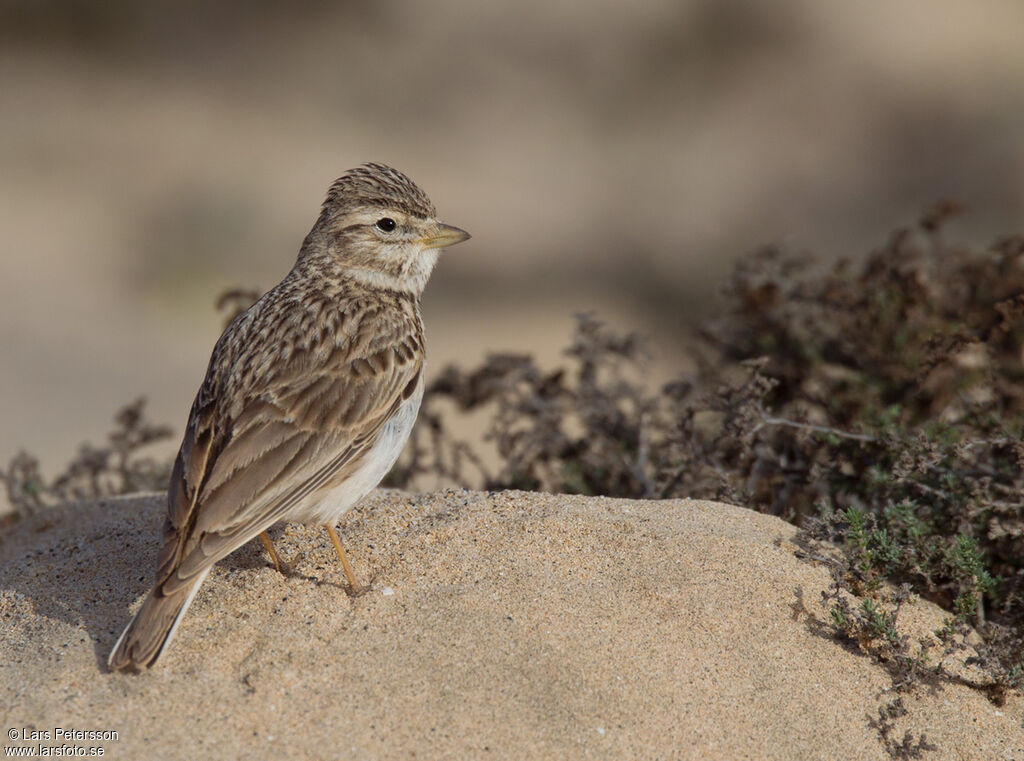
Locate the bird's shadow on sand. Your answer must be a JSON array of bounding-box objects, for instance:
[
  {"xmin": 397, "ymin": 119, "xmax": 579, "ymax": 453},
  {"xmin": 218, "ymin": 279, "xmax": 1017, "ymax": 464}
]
[{"xmin": 0, "ymin": 496, "xmax": 363, "ymax": 672}]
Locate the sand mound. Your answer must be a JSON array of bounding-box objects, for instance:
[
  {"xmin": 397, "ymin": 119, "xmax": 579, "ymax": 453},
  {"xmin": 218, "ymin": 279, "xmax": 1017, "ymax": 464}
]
[{"xmin": 1, "ymin": 490, "xmax": 1018, "ymax": 759}]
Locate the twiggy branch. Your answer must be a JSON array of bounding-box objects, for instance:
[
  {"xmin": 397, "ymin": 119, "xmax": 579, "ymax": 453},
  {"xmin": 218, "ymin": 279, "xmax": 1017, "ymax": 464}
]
[{"xmin": 758, "ymin": 415, "xmax": 878, "ymax": 443}]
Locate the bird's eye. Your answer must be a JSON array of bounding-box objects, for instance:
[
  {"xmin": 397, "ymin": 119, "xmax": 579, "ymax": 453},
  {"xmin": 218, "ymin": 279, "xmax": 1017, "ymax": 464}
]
[{"xmin": 375, "ymin": 217, "xmax": 396, "ymax": 232}]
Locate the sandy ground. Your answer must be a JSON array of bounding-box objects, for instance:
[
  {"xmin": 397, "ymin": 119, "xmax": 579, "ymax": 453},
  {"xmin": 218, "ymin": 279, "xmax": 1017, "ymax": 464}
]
[{"xmin": 1, "ymin": 490, "xmax": 1019, "ymax": 760}]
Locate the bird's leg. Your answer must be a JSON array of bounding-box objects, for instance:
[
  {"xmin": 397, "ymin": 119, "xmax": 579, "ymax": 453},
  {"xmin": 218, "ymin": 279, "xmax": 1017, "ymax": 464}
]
[
  {"xmin": 258, "ymin": 531, "xmax": 286, "ymax": 575},
  {"xmin": 325, "ymin": 525, "xmax": 360, "ymax": 592}
]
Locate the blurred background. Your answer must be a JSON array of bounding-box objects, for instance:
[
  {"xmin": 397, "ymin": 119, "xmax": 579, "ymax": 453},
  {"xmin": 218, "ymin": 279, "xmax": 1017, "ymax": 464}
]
[{"xmin": 2, "ymin": 0, "xmax": 1023, "ymax": 511}]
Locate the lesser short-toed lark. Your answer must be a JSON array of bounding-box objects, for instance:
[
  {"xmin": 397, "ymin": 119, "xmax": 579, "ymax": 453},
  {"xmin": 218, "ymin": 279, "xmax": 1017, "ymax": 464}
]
[{"xmin": 108, "ymin": 163, "xmax": 470, "ymax": 671}]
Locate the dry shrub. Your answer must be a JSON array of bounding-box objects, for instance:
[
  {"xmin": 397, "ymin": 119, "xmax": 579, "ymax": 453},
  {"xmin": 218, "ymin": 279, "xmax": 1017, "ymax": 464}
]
[{"xmin": 1, "ymin": 398, "xmax": 172, "ymax": 516}]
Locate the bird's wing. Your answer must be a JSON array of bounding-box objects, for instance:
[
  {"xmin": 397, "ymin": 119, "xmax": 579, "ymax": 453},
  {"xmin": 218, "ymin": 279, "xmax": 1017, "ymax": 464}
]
[{"xmin": 155, "ymin": 300, "xmax": 423, "ymax": 595}]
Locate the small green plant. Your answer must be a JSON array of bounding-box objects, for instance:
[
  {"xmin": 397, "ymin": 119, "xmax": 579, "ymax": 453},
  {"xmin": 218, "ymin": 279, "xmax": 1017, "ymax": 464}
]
[{"xmin": 947, "ymin": 534, "xmax": 997, "ymax": 620}]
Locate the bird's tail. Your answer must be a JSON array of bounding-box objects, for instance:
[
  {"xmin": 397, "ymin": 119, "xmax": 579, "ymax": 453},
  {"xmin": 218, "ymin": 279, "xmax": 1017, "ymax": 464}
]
[{"xmin": 107, "ymin": 567, "xmax": 211, "ymax": 671}]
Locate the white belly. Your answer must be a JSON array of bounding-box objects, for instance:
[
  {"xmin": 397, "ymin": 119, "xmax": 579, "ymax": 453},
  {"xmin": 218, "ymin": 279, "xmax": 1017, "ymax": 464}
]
[{"xmin": 285, "ymin": 386, "xmax": 422, "ymax": 525}]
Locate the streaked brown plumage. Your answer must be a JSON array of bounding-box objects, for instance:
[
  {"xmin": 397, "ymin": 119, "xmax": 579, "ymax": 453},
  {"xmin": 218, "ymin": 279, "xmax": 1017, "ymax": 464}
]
[{"xmin": 108, "ymin": 163, "xmax": 469, "ymax": 671}]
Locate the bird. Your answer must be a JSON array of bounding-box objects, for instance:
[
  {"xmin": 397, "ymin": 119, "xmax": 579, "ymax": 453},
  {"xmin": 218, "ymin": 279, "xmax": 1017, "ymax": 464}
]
[{"xmin": 108, "ymin": 163, "xmax": 470, "ymax": 671}]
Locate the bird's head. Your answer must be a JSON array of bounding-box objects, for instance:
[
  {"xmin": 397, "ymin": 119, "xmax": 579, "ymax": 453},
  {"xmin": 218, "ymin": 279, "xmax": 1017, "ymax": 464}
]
[{"xmin": 301, "ymin": 162, "xmax": 470, "ymax": 294}]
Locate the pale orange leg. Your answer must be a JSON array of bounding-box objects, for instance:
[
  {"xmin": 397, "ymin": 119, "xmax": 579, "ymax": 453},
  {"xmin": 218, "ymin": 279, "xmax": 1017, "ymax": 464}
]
[
  {"xmin": 325, "ymin": 524, "xmax": 360, "ymax": 592},
  {"xmin": 258, "ymin": 530, "xmax": 286, "ymax": 575}
]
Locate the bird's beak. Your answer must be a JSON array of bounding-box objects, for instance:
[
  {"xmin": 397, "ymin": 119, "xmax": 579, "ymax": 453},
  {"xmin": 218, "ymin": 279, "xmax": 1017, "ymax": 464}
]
[{"xmin": 421, "ymin": 223, "xmax": 471, "ymax": 249}]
